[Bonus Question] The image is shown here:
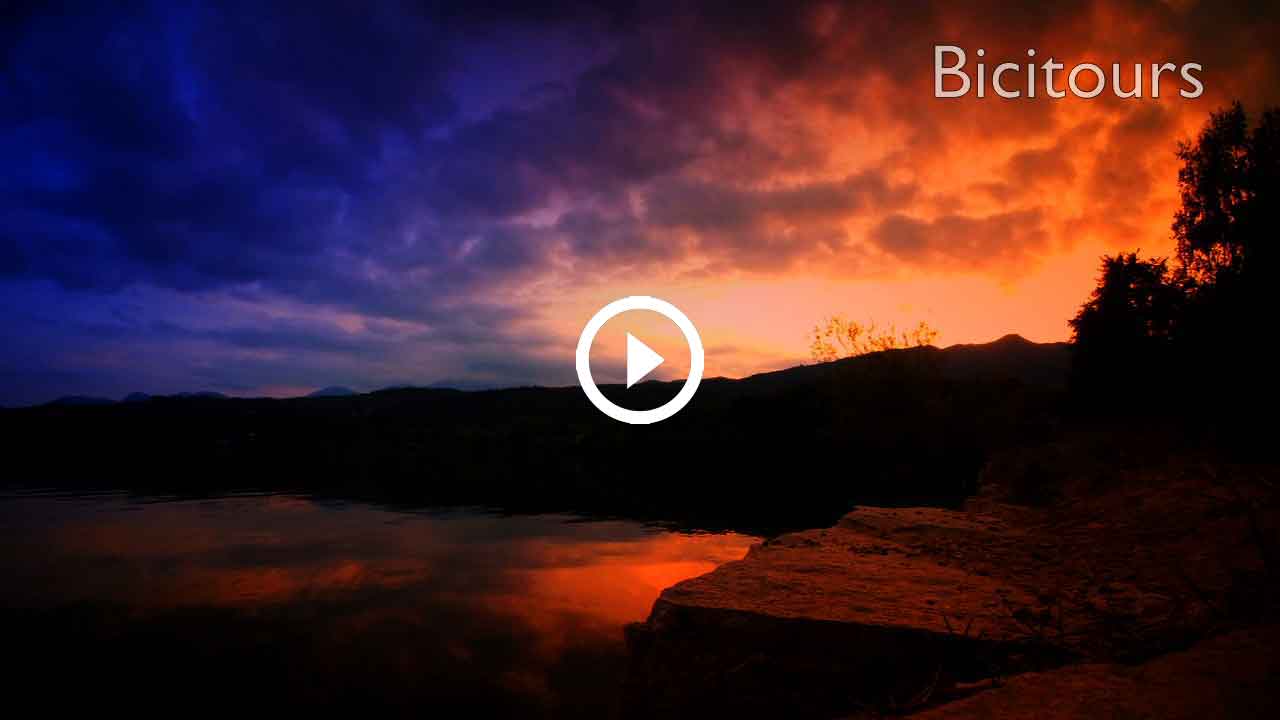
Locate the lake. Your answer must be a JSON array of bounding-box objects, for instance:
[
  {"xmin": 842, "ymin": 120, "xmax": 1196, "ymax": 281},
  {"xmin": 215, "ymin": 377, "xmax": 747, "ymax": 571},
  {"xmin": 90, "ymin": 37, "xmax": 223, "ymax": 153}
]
[{"xmin": 0, "ymin": 490, "xmax": 755, "ymax": 716}]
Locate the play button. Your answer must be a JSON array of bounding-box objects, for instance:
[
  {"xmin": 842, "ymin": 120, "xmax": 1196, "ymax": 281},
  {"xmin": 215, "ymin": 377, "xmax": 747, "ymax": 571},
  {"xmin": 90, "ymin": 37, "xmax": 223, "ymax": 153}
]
[
  {"xmin": 576, "ymin": 296, "xmax": 704, "ymax": 425},
  {"xmin": 625, "ymin": 333, "xmax": 664, "ymax": 388}
]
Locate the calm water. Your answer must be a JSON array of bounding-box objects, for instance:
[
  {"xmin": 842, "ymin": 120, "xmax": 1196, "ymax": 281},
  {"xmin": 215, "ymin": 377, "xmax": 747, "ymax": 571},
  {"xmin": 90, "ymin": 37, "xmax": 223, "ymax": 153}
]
[{"xmin": 0, "ymin": 491, "xmax": 755, "ymax": 716}]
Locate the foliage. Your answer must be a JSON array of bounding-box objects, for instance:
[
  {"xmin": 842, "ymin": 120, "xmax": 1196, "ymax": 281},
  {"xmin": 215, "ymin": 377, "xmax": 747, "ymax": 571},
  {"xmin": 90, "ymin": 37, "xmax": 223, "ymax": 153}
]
[
  {"xmin": 1069, "ymin": 253, "xmax": 1181, "ymax": 355},
  {"xmin": 809, "ymin": 317, "xmax": 939, "ymax": 363},
  {"xmin": 1173, "ymin": 102, "xmax": 1280, "ymax": 286},
  {"xmin": 1071, "ymin": 102, "xmax": 1279, "ymax": 409}
]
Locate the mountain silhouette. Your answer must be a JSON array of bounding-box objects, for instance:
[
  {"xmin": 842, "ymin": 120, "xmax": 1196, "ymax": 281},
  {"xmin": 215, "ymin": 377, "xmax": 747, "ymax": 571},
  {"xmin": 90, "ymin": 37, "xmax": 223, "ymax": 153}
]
[
  {"xmin": 307, "ymin": 386, "xmax": 358, "ymax": 398},
  {"xmin": 45, "ymin": 395, "xmax": 115, "ymax": 407},
  {"xmin": 5, "ymin": 336, "xmax": 1070, "ymax": 532}
]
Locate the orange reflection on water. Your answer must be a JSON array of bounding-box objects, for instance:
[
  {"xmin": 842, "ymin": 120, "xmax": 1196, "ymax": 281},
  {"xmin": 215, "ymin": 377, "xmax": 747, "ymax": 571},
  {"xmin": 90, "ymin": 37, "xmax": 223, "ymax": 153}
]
[
  {"xmin": 0, "ymin": 491, "xmax": 753, "ymax": 624},
  {"xmin": 0, "ymin": 492, "xmax": 756, "ymax": 715}
]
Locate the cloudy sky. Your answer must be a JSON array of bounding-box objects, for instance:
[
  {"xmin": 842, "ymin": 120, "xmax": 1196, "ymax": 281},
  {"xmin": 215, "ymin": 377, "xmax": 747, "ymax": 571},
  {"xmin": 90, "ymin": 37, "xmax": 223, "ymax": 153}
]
[{"xmin": 2, "ymin": 0, "xmax": 1278, "ymax": 405}]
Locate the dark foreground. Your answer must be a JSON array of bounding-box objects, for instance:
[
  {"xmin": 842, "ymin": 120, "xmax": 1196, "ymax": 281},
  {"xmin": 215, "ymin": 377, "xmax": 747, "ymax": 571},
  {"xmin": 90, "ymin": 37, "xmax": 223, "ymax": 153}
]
[
  {"xmin": 625, "ymin": 431, "xmax": 1280, "ymax": 718},
  {"xmin": 5, "ymin": 337, "xmax": 1277, "ymax": 717}
]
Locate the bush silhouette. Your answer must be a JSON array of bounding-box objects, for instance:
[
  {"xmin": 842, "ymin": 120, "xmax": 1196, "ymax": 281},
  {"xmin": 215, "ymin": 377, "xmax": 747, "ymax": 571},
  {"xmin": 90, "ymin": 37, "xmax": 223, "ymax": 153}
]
[{"xmin": 810, "ymin": 317, "xmax": 939, "ymax": 362}]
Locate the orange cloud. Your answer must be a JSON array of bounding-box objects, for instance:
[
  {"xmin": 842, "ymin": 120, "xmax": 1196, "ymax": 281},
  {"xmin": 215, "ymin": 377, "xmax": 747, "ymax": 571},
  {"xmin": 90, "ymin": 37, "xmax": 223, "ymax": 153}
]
[{"xmin": 506, "ymin": 0, "xmax": 1280, "ymax": 379}]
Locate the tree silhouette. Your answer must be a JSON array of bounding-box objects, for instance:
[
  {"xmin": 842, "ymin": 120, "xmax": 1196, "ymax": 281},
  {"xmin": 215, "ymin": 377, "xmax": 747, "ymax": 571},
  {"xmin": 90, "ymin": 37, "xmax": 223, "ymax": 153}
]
[
  {"xmin": 1173, "ymin": 103, "xmax": 1279, "ymax": 408},
  {"xmin": 1070, "ymin": 253, "xmax": 1180, "ymax": 345},
  {"xmin": 1071, "ymin": 102, "xmax": 1279, "ymax": 413},
  {"xmin": 1173, "ymin": 102, "xmax": 1280, "ymax": 286},
  {"xmin": 1069, "ymin": 253, "xmax": 1181, "ymax": 397},
  {"xmin": 1173, "ymin": 103, "xmax": 1251, "ymax": 284}
]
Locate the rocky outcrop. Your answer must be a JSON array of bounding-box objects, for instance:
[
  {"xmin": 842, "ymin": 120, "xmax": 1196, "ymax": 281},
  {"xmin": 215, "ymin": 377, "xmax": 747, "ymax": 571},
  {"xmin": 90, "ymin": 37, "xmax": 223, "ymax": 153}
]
[
  {"xmin": 624, "ymin": 506, "xmax": 1064, "ymax": 719},
  {"xmin": 625, "ymin": 466, "xmax": 1275, "ymax": 719}
]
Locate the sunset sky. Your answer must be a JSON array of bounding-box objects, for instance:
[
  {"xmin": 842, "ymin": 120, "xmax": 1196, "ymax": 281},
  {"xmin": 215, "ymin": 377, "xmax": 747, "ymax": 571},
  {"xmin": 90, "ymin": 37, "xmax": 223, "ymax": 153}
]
[{"xmin": 3, "ymin": 1, "xmax": 1279, "ymax": 405}]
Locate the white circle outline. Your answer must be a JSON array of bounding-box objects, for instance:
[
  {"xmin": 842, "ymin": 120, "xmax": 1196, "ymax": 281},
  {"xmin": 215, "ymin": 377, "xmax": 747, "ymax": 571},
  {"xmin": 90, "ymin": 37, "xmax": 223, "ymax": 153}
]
[{"xmin": 575, "ymin": 296, "xmax": 704, "ymax": 425}]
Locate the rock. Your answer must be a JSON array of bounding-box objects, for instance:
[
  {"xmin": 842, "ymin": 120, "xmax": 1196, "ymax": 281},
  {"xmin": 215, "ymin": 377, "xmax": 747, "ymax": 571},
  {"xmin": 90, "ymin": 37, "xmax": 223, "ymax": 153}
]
[
  {"xmin": 625, "ymin": 473, "xmax": 1276, "ymax": 719},
  {"xmin": 624, "ymin": 507, "xmax": 1070, "ymax": 719}
]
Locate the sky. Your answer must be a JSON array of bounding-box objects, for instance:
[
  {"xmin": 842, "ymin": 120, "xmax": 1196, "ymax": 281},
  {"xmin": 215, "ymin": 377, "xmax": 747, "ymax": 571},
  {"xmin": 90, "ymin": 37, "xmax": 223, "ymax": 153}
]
[{"xmin": 2, "ymin": 0, "xmax": 1279, "ymax": 405}]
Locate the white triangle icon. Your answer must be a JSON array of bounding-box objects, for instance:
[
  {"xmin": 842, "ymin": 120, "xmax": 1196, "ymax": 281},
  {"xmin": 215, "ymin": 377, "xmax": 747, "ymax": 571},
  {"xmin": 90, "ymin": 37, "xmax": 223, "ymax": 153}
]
[{"xmin": 626, "ymin": 333, "xmax": 664, "ymax": 389}]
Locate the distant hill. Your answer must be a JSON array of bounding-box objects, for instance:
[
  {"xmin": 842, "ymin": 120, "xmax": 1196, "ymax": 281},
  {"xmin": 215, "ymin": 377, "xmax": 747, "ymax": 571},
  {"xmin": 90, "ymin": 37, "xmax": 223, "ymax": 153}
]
[
  {"xmin": 45, "ymin": 395, "xmax": 115, "ymax": 407},
  {"xmin": 308, "ymin": 386, "xmax": 358, "ymax": 398},
  {"xmin": 726, "ymin": 334, "xmax": 1069, "ymax": 396},
  {"xmin": 117, "ymin": 391, "xmax": 226, "ymax": 404},
  {"xmin": 373, "ymin": 381, "xmax": 500, "ymax": 392},
  {"xmin": 937, "ymin": 334, "xmax": 1070, "ymax": 388},
  {"xmin": 172, "ymin": 391, "xmax": 228, "ymax": 400},
  {"xmin": 5, "ymin": 335, "xmax": 1073, "ymax": 533},
  {"xmin": 40, "ymin": 391, "xmax": 231, "ymax": 407}
]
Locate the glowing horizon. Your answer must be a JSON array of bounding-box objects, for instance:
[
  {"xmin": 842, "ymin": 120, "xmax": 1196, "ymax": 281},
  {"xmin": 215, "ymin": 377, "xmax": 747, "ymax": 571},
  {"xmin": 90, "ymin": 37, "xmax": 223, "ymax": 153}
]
[{"xmin": 3, "ymin": 1, "xmax": 1278, "ymax": 404}]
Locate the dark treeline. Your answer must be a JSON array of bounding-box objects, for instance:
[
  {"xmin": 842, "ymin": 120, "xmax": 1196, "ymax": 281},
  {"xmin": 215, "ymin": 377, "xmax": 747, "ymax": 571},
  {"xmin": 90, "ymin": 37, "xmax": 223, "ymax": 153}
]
[
  {"xmin": 1, "ymin": 338, "xmax": 1068, "ymax": 534},
  {"xmin": 1070, "ymin": 102, "xmax": 1279, "ymax": 440}
]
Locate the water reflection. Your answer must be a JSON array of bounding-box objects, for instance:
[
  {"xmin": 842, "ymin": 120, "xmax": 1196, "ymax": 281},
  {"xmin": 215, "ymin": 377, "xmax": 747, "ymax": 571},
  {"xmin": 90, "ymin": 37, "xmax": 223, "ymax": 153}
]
[{"xmin": 0, "ymin": 491, "xmax": 755, "ymax": 716}]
